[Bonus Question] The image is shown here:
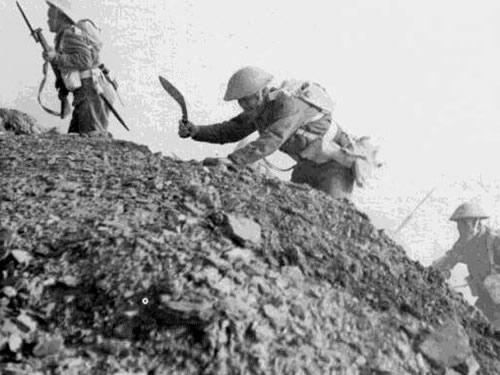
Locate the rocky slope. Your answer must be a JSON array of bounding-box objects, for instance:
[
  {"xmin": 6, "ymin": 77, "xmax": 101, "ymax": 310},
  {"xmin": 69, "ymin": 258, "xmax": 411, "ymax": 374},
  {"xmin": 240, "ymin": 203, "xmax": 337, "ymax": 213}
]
[{"xmin": 1, "ymin": 128, "xmax": 500, "ymax": 374}]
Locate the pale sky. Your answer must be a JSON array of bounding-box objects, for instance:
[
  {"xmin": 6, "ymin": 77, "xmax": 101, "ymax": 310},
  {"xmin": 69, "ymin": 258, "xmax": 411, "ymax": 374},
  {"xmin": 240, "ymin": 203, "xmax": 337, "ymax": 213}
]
[{"xmin": 2, "ymin": 0, "xmax": 500, "ymax": 289}]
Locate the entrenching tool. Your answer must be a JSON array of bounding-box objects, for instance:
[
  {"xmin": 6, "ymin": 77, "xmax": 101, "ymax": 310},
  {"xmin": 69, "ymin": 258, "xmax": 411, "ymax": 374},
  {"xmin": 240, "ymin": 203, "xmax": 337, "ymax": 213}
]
[
  {"xmin": 99, "ymin": 63, "xmax": 125, "ymax": 106},
  {"xmin": 159, "ymin": 75, "xmax": 188, "ymax": 122}
]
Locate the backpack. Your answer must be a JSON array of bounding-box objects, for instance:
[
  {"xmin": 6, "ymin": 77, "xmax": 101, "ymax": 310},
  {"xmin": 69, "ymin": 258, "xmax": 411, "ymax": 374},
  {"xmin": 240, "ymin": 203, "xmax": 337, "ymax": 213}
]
[
  {"xmin": 75, "ymin": 19, "xmax": 103, "ymax": 54},
  {"xmin": 278, "ymin": 80, "xmax": 335, "ymax": 114},
  {"xmin": 278, "ymin": 80, "xmax": 380, "ymax": 187}
]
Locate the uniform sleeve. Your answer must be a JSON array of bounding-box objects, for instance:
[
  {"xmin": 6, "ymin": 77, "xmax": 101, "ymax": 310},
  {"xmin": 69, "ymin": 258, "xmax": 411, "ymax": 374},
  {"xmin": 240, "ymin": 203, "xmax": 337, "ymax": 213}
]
[
  {"xmin": 228, "ymin": 95, "xmax": 301, "ymax": 165},
  {"xmin": 431, "ymin": 248, "xmax": 461, "ymax": 278},
  {"xmin": 192, "ymin": 112, "xmax": 257, "ymax": 144},
  {"xmin": 53, "ymin": 28, "xmax": 94, "ymax": 70}
]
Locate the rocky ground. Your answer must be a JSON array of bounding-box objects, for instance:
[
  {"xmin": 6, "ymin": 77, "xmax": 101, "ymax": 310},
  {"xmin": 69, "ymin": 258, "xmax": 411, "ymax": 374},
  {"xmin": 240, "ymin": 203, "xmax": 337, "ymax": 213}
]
[{"xmin": 1, "ymin": 121, "xmax": 500, "ymax": 374}]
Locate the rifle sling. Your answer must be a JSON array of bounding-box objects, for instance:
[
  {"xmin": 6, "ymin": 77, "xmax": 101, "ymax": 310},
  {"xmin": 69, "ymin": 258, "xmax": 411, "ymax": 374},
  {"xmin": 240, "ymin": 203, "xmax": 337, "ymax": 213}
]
[{"xmin": 38, "ymin": 61, "xmax": 62, "ymax": 117}]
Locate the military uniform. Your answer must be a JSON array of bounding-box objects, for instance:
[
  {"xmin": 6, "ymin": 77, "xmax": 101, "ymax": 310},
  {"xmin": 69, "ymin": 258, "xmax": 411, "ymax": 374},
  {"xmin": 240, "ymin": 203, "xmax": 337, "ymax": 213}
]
[
  {"xmin": 192, "ymin": 89, "xmax": 355, "ymax": 199},
  {"xmin": 433, "ymin": 225, "xmax": 500, "ymax": 323},
  {"xmin": 52, "ymin": 20, "xmax": 113, "ymax": 135}
]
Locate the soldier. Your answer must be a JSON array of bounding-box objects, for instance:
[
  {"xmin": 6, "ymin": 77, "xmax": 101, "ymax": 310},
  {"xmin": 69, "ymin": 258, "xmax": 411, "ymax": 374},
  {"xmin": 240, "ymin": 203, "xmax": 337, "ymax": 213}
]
[
  {"xmin": 178, "ymin": 66, "xmax": 375, "ymax": 199},
  {"xmin": 432, "ymin": 202, "xmax": 500, "ymax": 331},
  {"xmin": 41, "ymin": 0, "xmax": 115, "ymax": 136}
]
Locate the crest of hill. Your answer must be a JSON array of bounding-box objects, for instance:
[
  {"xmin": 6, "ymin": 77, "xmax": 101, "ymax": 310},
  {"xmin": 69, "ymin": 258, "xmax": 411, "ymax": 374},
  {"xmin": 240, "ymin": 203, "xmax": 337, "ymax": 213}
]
[{"xmin": 1, "ymin": 128, "xmax": 500, "ymax": 374}]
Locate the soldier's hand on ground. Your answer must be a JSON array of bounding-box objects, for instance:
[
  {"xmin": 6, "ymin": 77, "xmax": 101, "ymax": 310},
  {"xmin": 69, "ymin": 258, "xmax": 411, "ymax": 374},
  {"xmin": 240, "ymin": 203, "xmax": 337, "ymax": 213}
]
[
  {"xmin": 437, "ymin": 268, "xmax": 451, "ymax": 279},
  {"xmin": 244, "ymin": 162, "xmax": 260, "ymax": 174},
  {"xmin": 42, "ymin": 48, "xmax": 57, "ymax": 62},
  {"xmin": 178, "ymin": 120, "xmax": 198, "ymax": 138},
  {"xmin": 202, "ymin": 157, "xmax": 226, "ymax": 166}
]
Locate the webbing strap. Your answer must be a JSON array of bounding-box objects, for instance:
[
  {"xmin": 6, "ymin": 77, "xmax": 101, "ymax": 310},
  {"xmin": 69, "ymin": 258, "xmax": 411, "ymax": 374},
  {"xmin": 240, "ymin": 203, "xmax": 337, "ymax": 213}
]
[{"xmin": 262, "ymin": 158, "xmax": 295, "ymax": 172}]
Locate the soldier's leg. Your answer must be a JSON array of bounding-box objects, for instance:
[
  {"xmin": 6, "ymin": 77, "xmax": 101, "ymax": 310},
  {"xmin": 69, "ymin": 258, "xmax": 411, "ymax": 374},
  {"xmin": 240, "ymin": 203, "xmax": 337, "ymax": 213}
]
[
  {"xmin": 317, "ymin": 160, "xmax": 355, "ymax": 199},
  {"xmin": 291, "ymin": 160, "xmax": 354, "ymax": 199},
  {"xmin": 68, "ymin": 79, "xmax": 109, "ymax": 136},
  {"xmin": 291, "ymin": 160, "xmax": 317, "ymax": 190}
]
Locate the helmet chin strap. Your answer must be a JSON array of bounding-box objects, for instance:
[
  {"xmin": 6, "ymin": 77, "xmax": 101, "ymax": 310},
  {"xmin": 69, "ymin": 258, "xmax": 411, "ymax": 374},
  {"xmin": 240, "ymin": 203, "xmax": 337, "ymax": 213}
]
[
  {"xmin": 261, "ymin": 87, "xmax": 270, "ymax": 98},
  {"xmin": 473, "ymin": 219, "xmax": 482, "ymax": 232},
  {"xmin": 458, "ymin": 219, "xmax": 482, "ymax": 240},
  {"xmin": 239, "ymin": 88, "xmax": 267, "ymax": 113}
]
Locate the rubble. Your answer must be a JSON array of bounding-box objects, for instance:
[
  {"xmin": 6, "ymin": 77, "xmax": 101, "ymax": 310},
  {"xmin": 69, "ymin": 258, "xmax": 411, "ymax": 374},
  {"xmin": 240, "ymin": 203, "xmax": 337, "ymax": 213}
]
[
  {"xmin": 1, "ymin": 131, "xmax": 500, "ymax": 374},
  {"xmin": 0, "ymin": 108, "xmax": 47, "ymax": 135},
  {"xmin": 419, "ymin": 319, "xmax": 477, "ymax": 373},
  {"xmin": 223, "ymin": 214, "xmax": 262, "ymax": 246}
]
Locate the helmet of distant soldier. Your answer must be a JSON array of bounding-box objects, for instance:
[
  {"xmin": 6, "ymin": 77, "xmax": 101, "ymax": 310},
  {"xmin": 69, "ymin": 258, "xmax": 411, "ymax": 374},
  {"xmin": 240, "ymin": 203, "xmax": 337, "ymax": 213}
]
[
  {"xmin": 449, "ymin": 202, "xmax": 489, "ymax": 221},
  {"xmin": 46, "ymin": 0, "xmax": 79, "ymax": 23},
  {"xmin": 223, "ymin": 66, "xmax": 273, "ymax": 101}
]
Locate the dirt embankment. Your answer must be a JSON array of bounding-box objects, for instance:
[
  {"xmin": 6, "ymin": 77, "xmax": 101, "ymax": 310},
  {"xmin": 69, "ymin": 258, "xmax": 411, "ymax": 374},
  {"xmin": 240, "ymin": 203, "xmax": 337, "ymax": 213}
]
[{"xmin": 1, "ymin": 129, "xmax": 500, "ymax": 374}]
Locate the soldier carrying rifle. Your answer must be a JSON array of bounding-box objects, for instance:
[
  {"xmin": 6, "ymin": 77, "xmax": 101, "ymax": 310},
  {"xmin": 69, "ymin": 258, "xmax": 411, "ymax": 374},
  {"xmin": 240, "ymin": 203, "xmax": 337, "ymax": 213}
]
[
  {"xmin": 17, "ymin": 0, "xmax": 128, "ymax": 136},
  {"xmin": 432, "ymin": 202, "xmax": 500, "ymax": 333}
]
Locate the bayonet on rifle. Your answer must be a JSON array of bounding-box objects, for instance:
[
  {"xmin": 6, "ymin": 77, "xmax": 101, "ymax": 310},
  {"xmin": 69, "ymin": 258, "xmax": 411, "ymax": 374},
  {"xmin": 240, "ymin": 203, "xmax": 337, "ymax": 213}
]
[{"xmin": 16, "ymin": 1, "xmax": 71, "ymax": 118}]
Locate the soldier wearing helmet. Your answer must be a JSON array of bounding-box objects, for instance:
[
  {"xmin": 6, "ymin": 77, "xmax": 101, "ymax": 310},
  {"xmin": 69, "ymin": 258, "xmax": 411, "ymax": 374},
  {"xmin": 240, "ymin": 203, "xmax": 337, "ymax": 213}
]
[
  {"xmin": 42, "ymin": 0, "xmax": 115, "ymax": 136},
  {"xmin": 178, "ymin": 66, "xmax": 358, "ymax": 199},
  {"xmin": 432, "ymin": 202, "xmax": 500, "ymax": 331}
]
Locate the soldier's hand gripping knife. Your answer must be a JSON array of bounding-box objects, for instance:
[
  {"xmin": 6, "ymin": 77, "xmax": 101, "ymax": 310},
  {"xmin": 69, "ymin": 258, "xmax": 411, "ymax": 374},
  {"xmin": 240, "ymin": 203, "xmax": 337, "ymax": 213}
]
[{"xmin": 178, "ymin": 120, "xmax": 198, "ymax": 138}]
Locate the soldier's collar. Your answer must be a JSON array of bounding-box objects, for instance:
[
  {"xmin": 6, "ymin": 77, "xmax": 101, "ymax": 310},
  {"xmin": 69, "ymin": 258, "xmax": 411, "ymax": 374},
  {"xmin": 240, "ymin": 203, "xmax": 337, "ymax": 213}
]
[{"xmin": 266, "ymin": 88, "xmax": 281, "ymax": 101}]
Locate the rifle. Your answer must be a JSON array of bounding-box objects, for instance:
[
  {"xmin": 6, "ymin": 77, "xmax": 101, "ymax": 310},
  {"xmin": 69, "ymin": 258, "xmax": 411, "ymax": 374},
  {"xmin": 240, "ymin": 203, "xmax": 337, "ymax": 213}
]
[
  {"xmin": 394, "ymin": 186, "xmax": 437, "ymax": 234},
  {"xmin": 16, "ymin": 1, "xmax": 71, "ymax": 119}
]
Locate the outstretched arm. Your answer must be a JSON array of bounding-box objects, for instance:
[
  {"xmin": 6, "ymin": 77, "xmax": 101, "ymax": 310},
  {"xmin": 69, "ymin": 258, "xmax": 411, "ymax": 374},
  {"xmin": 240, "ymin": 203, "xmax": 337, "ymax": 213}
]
[
  {"xmin": 190, "ymin": 112, "xmax": 257, "ymax": 144},
  {"xmin": 228, "ymin": 95, "xmax": 303, "ymax": 165},
  {"xmin": 431, "ymin": 249, "xmax": 460, "ymax": 279}
]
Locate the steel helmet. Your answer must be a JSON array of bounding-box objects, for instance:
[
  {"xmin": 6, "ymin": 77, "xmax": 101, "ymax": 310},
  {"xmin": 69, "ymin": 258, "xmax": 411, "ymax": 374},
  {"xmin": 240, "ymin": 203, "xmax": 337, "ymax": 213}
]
[
  {"xmin": 449, "ymin": 202, "xmax": 489, "ymax": 221},
  {"xmin": 223, "ymin": 66, "xmax": 273, "ymax": 101},
  {"xmin": 46, "ymin": 0, "xmax": 78, "ymax": 23}
]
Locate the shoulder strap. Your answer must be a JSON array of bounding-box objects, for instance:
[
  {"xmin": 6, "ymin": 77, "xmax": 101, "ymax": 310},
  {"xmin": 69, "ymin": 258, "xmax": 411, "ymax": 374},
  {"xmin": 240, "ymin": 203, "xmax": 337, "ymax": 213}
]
[
  {"xmin": 486, "ymin": 231, "xmax": 498, "ymax": 273},
  {"xmin": 278, "ymin": 80, "xmax": 335, "ymax": 115}
]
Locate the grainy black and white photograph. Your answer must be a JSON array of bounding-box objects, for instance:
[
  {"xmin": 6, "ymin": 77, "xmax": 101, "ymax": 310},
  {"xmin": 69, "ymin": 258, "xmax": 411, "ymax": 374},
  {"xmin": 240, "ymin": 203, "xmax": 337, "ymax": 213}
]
[{"xmin": 1, "ymin": 0, "xmax": 500, "ymax": 374}]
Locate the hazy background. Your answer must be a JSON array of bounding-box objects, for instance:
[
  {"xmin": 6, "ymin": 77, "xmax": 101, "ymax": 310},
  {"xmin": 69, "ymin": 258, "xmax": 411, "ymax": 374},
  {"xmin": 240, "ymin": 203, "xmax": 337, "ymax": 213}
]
[{"xmin": 3, "ymin": 0, "xmax": 500, "ymax": 303}]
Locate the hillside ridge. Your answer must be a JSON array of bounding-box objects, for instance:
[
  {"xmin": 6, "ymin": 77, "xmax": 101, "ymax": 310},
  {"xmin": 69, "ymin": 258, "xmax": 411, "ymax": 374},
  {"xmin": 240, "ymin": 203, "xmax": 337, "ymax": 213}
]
[{"xmin": 1, "ymin": 131, "xmax": 499, "ymax": 374}]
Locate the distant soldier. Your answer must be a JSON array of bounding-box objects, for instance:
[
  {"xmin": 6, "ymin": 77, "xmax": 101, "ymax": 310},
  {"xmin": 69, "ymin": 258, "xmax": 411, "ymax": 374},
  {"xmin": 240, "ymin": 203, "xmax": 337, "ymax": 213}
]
[
  {"xmin": 178, "ymin": 66, "xmax": 378, "ymax": 199},
  {"xmin": 41, "ymin": 0, "xmax": 115, "ymax": 136},
  {"xmin": 432, "ymin": 202, "xmax": 500, "ymax": 331}
]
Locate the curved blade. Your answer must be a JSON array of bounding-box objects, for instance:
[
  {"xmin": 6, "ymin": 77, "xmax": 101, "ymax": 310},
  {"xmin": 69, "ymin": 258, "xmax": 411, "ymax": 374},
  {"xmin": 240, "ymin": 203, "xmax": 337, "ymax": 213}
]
[{"xmin": 159, "ymin": 75, "xmax": 188, "ymax": 121}]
